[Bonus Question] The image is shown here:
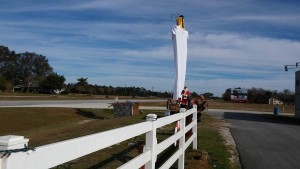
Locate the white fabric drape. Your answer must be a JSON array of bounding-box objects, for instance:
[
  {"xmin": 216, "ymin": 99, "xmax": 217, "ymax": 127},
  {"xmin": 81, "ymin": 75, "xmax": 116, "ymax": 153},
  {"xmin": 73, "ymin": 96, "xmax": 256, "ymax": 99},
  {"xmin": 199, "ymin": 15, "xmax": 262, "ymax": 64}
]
[{"xmin": 172, "ymin": 25, "xmax": 189, "ymax": 100}]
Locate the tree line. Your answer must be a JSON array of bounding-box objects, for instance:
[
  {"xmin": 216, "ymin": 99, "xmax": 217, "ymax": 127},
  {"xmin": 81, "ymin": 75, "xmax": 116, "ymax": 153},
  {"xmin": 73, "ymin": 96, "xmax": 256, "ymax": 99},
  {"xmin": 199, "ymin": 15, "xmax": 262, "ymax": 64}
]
[
  {"xmin": 0, "ymin": 45, "xmax": 171, "ymax": 98},
  {"xmin": 63, "ymin": 78, "xmax": 172, "ymax": 98},
  {"xmin": 0, "ymin": 45, "xmax": 65, "ymax": 92},
  {"xmin": 223, "ymin": 87, "xmax": 295, "ymax": 104},
  {"xmin": 2, "ymin": 44, "xmax": 294, "ymax": 103}
]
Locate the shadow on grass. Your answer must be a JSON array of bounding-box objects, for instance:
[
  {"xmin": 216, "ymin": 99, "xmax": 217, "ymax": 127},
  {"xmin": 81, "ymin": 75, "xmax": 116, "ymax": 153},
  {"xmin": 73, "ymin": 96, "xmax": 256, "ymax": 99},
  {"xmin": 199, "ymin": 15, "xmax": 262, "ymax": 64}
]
[
  {"xmin": 88, "ymin": 141, "xmax": 144, "ymax": 169},
  {"xmin": 89, "ymin": 140, "xmax": 178, "ymax": 169},
  {"xmin": 224, "ymin": 112, "xmax": 300, "ymax": 126},
  {"xmin": 155, "ymin": 145, "xmax": 178, "ymax": 169},
  {"xmin": 75, "ymin": 109, "xmax": 108, "ymax": 120}
]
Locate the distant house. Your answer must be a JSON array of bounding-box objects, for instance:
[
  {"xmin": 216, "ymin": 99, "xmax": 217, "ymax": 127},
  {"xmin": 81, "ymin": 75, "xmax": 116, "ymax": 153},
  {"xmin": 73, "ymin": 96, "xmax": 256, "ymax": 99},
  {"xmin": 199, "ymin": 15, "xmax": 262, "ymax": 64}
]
[
  {"xmin": 12, "ymin": 81, "xmax": 40, "ymax": 93},
  {"xmin": 12, "ymin": 85, "xmax": 26, "ymax": 92},
  {"xmin": 269, "ymin": 98, "xmax": 283, "ymax": 105},
  {"xmin": 231, "ymin": 87, "xmax": 248, "ymax": 103}
]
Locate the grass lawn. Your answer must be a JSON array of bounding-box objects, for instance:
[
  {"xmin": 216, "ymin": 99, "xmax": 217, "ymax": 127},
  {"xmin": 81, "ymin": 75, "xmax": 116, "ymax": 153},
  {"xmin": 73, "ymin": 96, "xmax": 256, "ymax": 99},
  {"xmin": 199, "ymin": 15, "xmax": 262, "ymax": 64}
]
[
  {"xmin": 0, "ymin": 107, "xmax": 240, "ymax": 169},
  {"xmin": 207, "ymin": 100, "xmax": 295, "ymax": 114},
  {"xmin": 196, "ymin": 113, "xmax": 240, "ymax": 169},
  {"xmin": 0, "ymin": 95, "xmax": 293, "ymax": 168}
]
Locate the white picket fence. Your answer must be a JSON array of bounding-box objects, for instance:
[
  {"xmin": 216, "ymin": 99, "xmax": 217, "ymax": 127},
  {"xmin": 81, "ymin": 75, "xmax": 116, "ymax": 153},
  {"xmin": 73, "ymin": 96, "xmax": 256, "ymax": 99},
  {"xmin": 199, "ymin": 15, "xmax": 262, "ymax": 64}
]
[{"xmin": 0, "ymin": 106, "xmax": 198, "ymax": 169}]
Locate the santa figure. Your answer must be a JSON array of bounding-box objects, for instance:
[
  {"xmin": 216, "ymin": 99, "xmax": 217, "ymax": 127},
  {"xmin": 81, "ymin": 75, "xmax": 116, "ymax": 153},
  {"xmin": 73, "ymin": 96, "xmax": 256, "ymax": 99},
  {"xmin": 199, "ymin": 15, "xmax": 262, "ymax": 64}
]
[{"xmin": 180, "ymin": 86, "xmax": 190, "ymax": 109}]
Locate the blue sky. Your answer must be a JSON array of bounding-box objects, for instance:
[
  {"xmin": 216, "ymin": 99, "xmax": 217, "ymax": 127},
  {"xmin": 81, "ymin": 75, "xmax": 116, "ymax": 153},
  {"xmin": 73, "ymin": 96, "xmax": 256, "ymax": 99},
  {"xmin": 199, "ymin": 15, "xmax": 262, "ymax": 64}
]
[{"xmin": 1, "ymin": 0, "xmax": 300, "ymax": 96}]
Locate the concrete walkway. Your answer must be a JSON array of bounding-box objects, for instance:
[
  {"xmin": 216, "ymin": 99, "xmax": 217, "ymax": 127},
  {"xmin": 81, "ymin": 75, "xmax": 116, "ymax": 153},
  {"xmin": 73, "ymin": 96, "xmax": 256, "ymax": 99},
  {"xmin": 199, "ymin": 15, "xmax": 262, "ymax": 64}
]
[{"xmin": 0, "ymin": 100, "xmax": 167, "ymax": 110}]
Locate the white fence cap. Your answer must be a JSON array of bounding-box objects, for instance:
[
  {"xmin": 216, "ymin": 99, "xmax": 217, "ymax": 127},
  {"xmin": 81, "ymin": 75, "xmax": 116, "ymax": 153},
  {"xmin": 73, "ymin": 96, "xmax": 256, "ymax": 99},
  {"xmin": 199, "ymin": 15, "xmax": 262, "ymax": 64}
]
[
  {"xmin": 146, "ymin": 114, "xmax": 157, "ymax": 121},
  {"xmin": 0, "ymin": 135, "xmax": 29, "ymax": 149}
]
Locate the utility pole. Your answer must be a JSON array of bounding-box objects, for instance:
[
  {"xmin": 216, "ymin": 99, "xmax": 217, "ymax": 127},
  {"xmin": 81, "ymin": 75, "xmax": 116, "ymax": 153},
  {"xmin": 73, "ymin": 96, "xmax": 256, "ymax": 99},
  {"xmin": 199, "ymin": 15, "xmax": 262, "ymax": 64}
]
[
  {"xmin": 152, "ymin": 87, "xmax": 154, "ymax": 97},
  {"xmin": 284, "ymin": 62, "xmax": 300, "ymax": 119},
  {"xmin": 125, "ymin": 84, "xmax": 126, "ymax": 96},
  {"xmin": 284, "ymin": 62, "xmax": 300, "ymax": 71}
]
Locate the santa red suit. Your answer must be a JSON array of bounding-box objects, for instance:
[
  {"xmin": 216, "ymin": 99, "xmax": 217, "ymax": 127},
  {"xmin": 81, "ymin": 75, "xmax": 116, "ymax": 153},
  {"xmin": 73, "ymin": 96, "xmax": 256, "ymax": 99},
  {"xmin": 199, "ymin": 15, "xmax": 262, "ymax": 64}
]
[{"xmin": 181, "ymin": 86, "xmax": 190, "ymax": 107}]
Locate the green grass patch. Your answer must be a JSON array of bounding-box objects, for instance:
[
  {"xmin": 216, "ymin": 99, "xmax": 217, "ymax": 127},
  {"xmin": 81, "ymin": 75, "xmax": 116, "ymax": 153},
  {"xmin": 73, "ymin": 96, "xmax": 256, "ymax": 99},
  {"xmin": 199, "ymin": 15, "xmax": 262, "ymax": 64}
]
[{"xmin": 197, "ymin": 113, "xmax": 240, "ymax": 169}]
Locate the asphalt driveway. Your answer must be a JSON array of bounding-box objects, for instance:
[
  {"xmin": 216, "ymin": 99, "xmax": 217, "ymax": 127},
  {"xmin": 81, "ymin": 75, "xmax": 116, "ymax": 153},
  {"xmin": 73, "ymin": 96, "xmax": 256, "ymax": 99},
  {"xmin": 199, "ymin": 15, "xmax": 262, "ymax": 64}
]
[{"xmin": 208, "ymin": 109, "xmax": 300, "ymax": 169}]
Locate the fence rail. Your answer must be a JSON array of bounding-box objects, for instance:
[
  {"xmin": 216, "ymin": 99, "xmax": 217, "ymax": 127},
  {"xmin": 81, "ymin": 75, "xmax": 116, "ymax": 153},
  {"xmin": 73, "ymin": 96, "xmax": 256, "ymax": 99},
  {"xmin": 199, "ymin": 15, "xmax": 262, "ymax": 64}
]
[{"xmin": 0, "ymin": 106, "xmax": 197, "ymax": 169}]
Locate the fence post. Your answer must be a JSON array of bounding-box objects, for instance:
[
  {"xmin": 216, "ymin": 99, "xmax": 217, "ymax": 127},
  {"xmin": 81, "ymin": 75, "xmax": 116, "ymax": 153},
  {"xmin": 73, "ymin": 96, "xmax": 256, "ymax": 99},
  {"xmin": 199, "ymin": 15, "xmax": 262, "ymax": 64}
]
[
  {"xmin": 0, "ymin": 135, "xmax": 29, "ymax": 169},
  {"xmin": 145, "ymin": 114, "xmax": 157, "ymax": 169},
  {"xmin": 192, "ymin": 105, "xmax": 197, "ymax": 150},
  {"xmin": 178, "ymin": 108, "xmax": 186, "ymax": 169}
]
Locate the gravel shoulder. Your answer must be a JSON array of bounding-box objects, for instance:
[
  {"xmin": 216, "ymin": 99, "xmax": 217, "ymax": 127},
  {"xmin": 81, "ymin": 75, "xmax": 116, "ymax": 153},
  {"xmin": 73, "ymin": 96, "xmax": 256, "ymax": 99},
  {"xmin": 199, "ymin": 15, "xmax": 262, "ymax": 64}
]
[{"xmin": 217, "ymin": 117, "xmax": 242, "ymax": 169}]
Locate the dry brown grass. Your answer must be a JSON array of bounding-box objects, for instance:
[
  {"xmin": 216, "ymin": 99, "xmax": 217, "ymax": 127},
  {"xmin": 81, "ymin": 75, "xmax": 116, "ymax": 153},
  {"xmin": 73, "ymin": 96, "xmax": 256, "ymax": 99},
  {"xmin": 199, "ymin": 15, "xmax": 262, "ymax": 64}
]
[
  {"xmin": 0, "ymin": 94, "xmax": 120, "ymax": 100},
  {"xmin": 207, "ymin": 100, "xmax": 295, "ymax": 114},
  {"xmin": 140, "ymin": 99, "xmax": 295, "ymax": 114},
  {"xmin": 0, "ymin": 107, "xmax": 150, "ymax": 168},
  {"xmin": 0, "ymin": 108, "xmax": 143, "ymax": 145},
  {"xmin": 0, "ymin": 108, "xmax": 85, "ymax": 135},
  {"xmin": 3, "ymin": 99, "xmax": 287, "ymax": 168},
  {"xmin": 0, "ymin": 108, "xmax": 186, "ymax": 168}
]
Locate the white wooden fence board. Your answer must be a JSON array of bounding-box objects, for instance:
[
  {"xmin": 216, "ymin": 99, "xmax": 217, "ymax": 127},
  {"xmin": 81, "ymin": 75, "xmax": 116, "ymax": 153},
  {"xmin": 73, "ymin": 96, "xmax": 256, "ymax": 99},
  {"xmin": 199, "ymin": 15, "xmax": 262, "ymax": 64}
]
[
  {"xmin": 156, "ymin": 130, "xmax": 182, "ymax": 155},
  {"xmin": 1, "ymin": 107, "xmax": 197, "ymax": 169},
  {"xmin": 156, "ymin": 113, "xmax": 182, "ymax": 128}
]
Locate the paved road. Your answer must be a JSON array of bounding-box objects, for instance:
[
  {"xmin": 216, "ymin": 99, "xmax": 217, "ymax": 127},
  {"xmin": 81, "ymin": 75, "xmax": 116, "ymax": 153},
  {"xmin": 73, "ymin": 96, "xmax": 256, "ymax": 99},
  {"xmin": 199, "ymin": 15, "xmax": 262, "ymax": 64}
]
[
  {"xmin": 208, "ymin": 109, "xmax": 300, "ymax": 169},
  {"xmin": 0, "ymin": 99, "xmax": 167, "ymax": 110}
]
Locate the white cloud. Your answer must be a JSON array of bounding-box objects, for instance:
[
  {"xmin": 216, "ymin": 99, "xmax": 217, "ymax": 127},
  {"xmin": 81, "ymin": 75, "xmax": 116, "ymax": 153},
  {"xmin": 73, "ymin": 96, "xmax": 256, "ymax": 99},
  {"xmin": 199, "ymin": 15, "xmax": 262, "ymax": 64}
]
[
  {"xmin": 183, "ymin": 32, "xmax": 299, "ymax": 96},
  {"xmin": 222, "ymin": 15, "xmax": 300, "ymax": 27},
  {"xmin": 188, "ymin": 32, "xmax": 300, "ymax": 66},
  {"xmin": 3, "ymin": 30, "xmax": 299, "ymax": 96}
]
